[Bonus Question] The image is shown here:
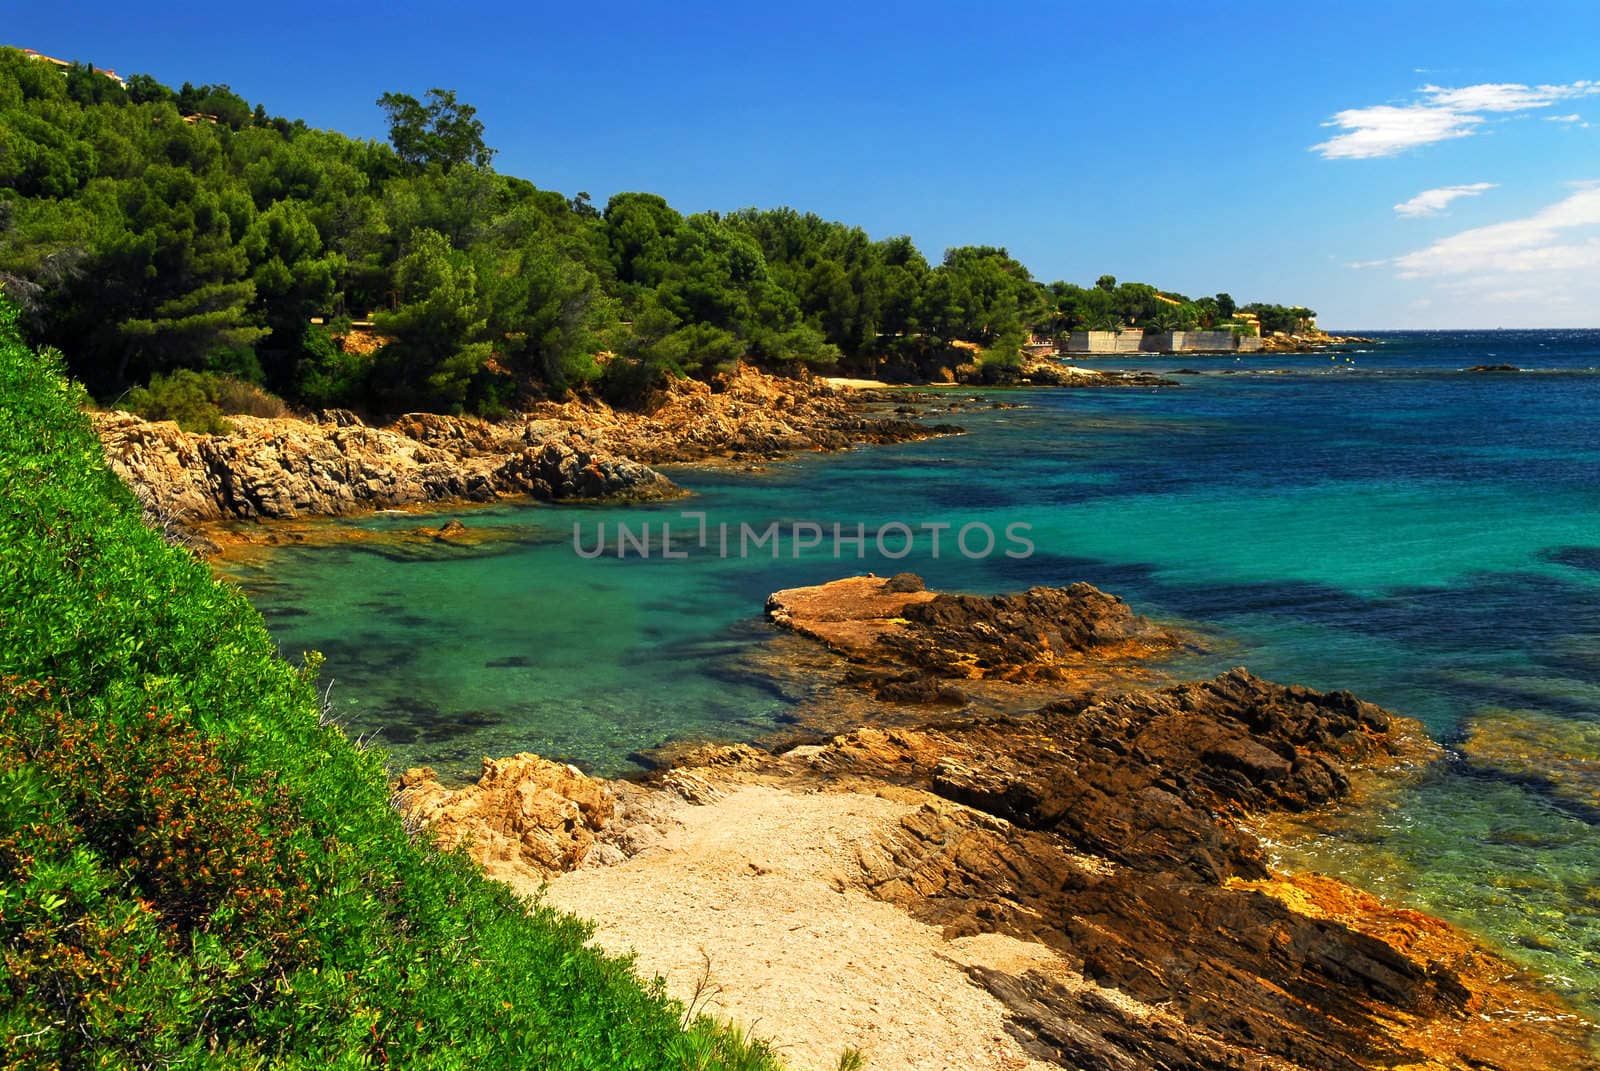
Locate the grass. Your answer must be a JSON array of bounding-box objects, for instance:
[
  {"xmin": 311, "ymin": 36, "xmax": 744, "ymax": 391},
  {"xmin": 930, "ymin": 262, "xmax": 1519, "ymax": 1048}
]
[{"xmin": 0, "ymin": 294, "xmax": 781, "ymax": 1069}]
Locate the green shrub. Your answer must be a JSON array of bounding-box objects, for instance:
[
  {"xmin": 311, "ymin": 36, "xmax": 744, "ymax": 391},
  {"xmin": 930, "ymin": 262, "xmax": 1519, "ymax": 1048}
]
[
  {"xmin": 124, "ymin": 369, "xmax": 288, "ymax": 433},
  {"xmin": 206, "ymin": 373, "xmax": 287, "ymax": 419},
  {"xmin": 0, "ymin": 297, "xmax": 781, "ymax": 1069},
  {"xmin": 124, "ymin": 369, "xmax": 232, "ymax": 433}
]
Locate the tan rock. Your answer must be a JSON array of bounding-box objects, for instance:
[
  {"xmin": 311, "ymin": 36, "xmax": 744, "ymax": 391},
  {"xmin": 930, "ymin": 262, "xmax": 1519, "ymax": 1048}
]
[{"xmin": 395, "ymin": 754, "xmax": 614, "ymax": 878}]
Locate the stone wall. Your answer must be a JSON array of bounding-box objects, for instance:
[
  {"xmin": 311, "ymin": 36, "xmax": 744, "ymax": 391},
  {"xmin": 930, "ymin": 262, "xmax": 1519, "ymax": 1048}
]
[
  {"xmin": 1065, "ymin": 329, "xmax": 1144, "ymax": 353},
  {"xmin": 1069, "ymin": 328, "xmax": 1262, "ymax": 354}
]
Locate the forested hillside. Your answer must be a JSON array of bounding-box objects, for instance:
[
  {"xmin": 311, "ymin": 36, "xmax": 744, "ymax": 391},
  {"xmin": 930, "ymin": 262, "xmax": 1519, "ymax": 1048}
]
[{"xmin": 0, "ymin": 47, "xmax": 1313, "ymax": 417}]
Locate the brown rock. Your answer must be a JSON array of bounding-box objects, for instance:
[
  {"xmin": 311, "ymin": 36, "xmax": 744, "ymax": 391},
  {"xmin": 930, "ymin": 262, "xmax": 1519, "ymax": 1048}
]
[
  {"xmin": 750, "ymin": 667, "xmax": 1593, "ymax": 1070},
  {"xmin": 1020, "ymin": 359, "xmax": 1179, "ymax": 389},
  {"xmin": 92, "ymin": 410, "xmax": 682, "ymax": 524},
  {"xmin": 394, "ymin": 754, "xmax": 614, "ymax": 878},
  {"xmin": 95, "ymin": 364, "xmax": 960, "ymax": 533},
  {"xmin": 764, "ymin": 575, "xmax": 1183, "ymax": 702}
]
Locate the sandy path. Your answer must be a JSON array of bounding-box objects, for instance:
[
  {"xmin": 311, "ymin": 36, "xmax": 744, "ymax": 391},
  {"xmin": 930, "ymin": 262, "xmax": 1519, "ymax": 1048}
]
[{"xmin": 532, "ymin": 785, "xmax": 1057, "ymax": 1071}]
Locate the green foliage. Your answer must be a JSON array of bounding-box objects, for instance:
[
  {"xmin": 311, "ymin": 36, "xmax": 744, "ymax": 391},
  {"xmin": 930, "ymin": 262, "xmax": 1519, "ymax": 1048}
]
[
  {"xmin": 0, "ymin": 44, "xmax": 1310, "ymax": 411},
  {"xmin": 1242, "ymin": 302, "xmax": 1317, "ymax": 335},
  {"xmin": 0, "ymin": 299, "xmax": 783, "ymax": 1067},
  {"xmin": 124, "ymin": 368, "xmax": 286, "ymax": 433},
  {"xmin": 371, "ymin": 228, "xmax": 492, "ymax": 411},
  {"xmin": 379, "ymin": 88, "xmax": 495, "ymax": 172},
  {"xmin": 293, "ymin": 323, "xmax": 369, "ymax": 408},
  {"xmin": 977, "ymin": 325, "xmax": 1027, "ymax": 382}
]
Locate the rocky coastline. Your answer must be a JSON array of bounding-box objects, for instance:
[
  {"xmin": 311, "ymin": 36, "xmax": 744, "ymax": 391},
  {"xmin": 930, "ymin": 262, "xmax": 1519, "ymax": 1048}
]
[
  {"xmin": 91, "ymin": 360, "xmax": 1191, "ymax": 555},
  {"xmin": 92, "ymin": 364, "xmax": 961, "ymax": 538},
  {"xmin": 1261, "ymin": 328, "xmax": 1379, "ymax": 352},
  {"xmin": 395, "ymin": 574, "xmax": 1597, "ymax": 1071},
  {"xmin": 96, "ymin": 357, "xmax": 1596, "ymax": 1066}
]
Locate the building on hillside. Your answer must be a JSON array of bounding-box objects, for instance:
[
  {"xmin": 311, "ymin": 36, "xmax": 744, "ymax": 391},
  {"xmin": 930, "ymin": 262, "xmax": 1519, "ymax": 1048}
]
[
  {"xmin": 1021, "ymin": 333, "xmax": 1057, "ymax": 358},
  {"xmin": 18, "ymin": 47, "xmax": 126, "ymax": 87}
]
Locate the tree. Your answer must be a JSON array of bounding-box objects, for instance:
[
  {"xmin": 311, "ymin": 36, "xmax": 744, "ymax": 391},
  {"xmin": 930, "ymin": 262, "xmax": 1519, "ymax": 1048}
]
[
  {"xmin": 1096, "ymin": 274, "xmax": 1117, "ymax": 292},
  {"xmin": 921, "ymin": 246, "xmax": 1042, "ymax": 344},
  {"xmin": 1214, "ymin": 292, "xmax": 1236, "ymax": 318},
  {"xmin": 118, "ymin": 281, "xmax": 269, "ymax": 377},
  {"xmin": 371, "ymin": 228, "xmax": 490, "ymax": 411},
  {"xmin": 487, "ymin": 234, "xmax": 615, "ymax": 393},
  {"xmin": 377, "ymin": 88, "xmax": 494, "ymax": 172}
]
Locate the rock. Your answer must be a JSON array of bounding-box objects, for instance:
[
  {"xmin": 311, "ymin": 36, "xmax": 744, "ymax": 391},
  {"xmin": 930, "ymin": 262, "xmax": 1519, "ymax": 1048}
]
[
  {"xmin": 765, "ymin": 575, "xmax": 1182, "ymax": 702},
  {"xmin": 317, "ymin": 408, "xmax": 365, "ymax": 427},
  {"xmin": 1465, "ymin": 363, "xmax": 1522, "ymax": 372},
  {"xmin": 532, "ymin": 363, "xmax": 962, "ymax": 465},
  {"xmin": 490, "ymin": 438, "xmax": 679, "ymax": 502},
  {"xmin": 1261, "ymin": 331, "xmax": 1378, "ymax": 353},
  {"xmin": 92, "ymin": 409, "xmax": 684, "ymax": 524},
  {"xmin": 394, "ymin": 754, "xmax": 614, "ymax": 878},
  {"xmin": 95, "ymin": 363, "xmax": 962, "ymax": 534},
  {"xmin": 1020, "ymin": 359, "xmax": 1178, "ymax": 388},
  {"xmin": 885, "ymin": 584, "xmax": 1171, "ymax": 678},
  {"xmin": 436, "ymin": 519, "xmax": 468, "ymax": 539},
  {"xmin": 883, "ymin": 572, "xmax": 926, "ymax": 594},
  {"xmin": 722, "ymin": 666, "xmax": 1591, "ymax": 1071},
  {"xmin": 429, "ymin": 585, "xmax": 1590, "ymax": 1070},
  {"xmin": 1459, "ymin": 707, "xmax": 1600, "ymax": 820}
]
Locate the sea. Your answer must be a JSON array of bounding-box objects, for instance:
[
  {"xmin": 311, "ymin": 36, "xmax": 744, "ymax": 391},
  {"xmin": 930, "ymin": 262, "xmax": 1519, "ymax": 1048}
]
[{"xmin": 222, "ymin": 330, "xmax": 1600, "ymax": 1007}]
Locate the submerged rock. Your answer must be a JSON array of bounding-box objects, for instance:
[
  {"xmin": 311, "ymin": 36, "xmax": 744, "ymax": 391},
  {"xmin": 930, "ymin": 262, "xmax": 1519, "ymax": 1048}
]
[{"xmin": 1461, "ymin": 707, "xmax": 1600, "ymax": 820}]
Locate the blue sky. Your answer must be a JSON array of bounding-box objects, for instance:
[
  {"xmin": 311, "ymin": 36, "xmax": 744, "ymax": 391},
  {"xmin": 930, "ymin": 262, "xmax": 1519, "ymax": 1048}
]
[{"xmin": 9, "ymin": 0, "xmax": 1600, "ymax": 327}]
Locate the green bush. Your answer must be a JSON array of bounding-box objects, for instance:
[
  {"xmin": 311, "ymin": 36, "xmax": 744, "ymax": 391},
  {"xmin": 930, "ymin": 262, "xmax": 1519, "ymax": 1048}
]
[
  {"xmin": 0, "ymin": 297, "xmax": 780, "ymax": 1069},
  {"xmin": 124, "ymin": 369, "xmax": 288, "ymax": 433}
]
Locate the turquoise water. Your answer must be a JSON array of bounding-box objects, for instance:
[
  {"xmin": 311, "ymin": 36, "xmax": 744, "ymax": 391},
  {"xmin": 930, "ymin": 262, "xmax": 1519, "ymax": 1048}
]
[{"xmin": 224, "ymin": 331, "xmax": 1600, "ymax": 1003}]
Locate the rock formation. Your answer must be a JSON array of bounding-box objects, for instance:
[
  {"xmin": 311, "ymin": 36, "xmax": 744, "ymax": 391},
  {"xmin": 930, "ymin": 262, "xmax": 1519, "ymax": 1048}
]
[
  {"xmin": 661, "ymin": 669, "xmax": 1588, "ymax": 1070},
  {"xmin": 764, "ymin": 573, "xmax": 1183, "ymax": 703},
  {"xmin": 94, "ymin": 364, "xmax": 959, "ymax": 527},
  {"xmin": 390, "ymin": 573, "xmax": 1596, "ymax": 1069},
  {"xmin": 94, "ymin": 410, "xmax": 680, "ymax": 522},
  {"xmin": 1019, "ymin": 358, "xmax": 1178, "ymax": 388},
  {"xmin": 521, "ymin": 362, "xmax": 961, "ymax": 464},
  {"xmin": 394, "ymin": 754, "xmax": 614, "ymax": 880}
]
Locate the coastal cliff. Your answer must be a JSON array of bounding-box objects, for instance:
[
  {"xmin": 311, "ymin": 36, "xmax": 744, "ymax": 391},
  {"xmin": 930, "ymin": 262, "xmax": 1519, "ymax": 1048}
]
[
  {"xmin": 93, "ymin": 409, "xmax": 682, "ymax": 521},
  {"xmin": 396, "ymin": 575, "xmax": 1597, "ymax": 1071},
  {"xmin": 92, "ymin": 364, "xmax": 959, "ymax": 527}
]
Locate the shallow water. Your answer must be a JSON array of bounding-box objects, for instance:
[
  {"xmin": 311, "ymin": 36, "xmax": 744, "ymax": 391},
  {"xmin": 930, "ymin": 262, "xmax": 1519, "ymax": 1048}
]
[{"xmin": 224, "ymin": 330, "xmax": 1600, "ymax": 1005}]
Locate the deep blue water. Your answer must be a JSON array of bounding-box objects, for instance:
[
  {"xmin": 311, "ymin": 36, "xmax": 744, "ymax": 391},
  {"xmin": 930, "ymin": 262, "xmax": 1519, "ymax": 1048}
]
[{"xmin": 224, "ymin": 330, "xmax": 1600, "ymax": 1001}]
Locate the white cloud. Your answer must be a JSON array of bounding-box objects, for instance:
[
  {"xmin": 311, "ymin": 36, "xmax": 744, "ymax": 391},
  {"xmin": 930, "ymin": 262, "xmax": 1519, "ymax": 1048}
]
[
  {"xmin": 1420, "ymin": 81, "xmax": 1597, "ymax": 112},
  {"xmin": 1313, "ymin": 80, "xmax": 1600, "ymax": 159},
  {"xmin": 1314, "ymin": 104, "xmax": 1480, "ymax": 159},
  {"xmin": 1389, "ymin": 185, "xmax": 1600, "ymax": 278},
  {"xmin": 1393, "ymin": 182, "xmax": 1497, "ymax": 217},
  {"xmin": 1353, "ymin": 185, "xmax": 1600, "ymax": 325},
  {"xmin": 1547, "ymin": 113, "xmax": 1583, "ymax": 122}
]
